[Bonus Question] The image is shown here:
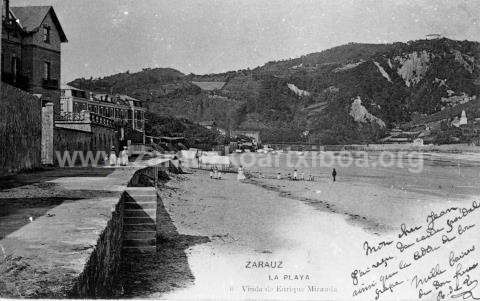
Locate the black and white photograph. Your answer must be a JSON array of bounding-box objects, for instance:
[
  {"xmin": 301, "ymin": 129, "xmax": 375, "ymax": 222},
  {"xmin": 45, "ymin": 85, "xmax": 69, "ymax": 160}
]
[{"xmin": 1, "ymin": 0, "xmax": 480, "ymax": 300}]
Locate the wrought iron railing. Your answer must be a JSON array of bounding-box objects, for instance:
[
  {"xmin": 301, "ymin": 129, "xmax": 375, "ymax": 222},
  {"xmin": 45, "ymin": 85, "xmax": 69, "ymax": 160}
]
[
  {"xmin": 90, "ymin": 112, "xmax": 114, "ymax": 128},
  {"xmin": 56, "ymin": 111, "xmax": 114, "ymax": 128},
  {"xmin": 57, "ymin": 111, "xmax": 88, "ymax": 122}
]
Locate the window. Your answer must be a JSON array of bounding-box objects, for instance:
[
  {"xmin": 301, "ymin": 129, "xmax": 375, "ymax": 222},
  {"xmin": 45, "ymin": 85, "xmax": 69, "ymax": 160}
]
[
  {"xmin": 11, "ymin": 56, "xmax": 19, "ymax": 78},
  {"xmin": 73, "ymin": 102, "xmax": 80, "ymax": 113},
  {"xmin": 43, "ymin": 26, "xmax": 50, "ymax": 43},
  {"xmin": 43, "ymin": 62, "xmax": 51, "ymax": 80}
]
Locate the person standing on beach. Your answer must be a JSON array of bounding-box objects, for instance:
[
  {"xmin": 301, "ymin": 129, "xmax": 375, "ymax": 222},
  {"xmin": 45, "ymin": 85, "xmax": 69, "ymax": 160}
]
[
  {"xmin": 120, "ymin": 146, "xmax": 129, "ymax": 166},
  {"xmin": 109, "ymin": 146, "xmax": 117, "ymax": 166},
  {"xmin": 332, "ymin": 168, "xmax": 337, "ymax": 182},
  {"xmin": 237, "ymin": 165, "xmax": 246, "ymax": 181}
]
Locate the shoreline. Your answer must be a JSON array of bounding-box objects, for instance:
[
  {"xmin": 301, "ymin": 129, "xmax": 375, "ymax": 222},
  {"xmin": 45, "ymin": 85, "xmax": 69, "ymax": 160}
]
[
  {"xmin": 251, "ymin": 143, "xmax": 480, "ymax": 154},
  {"xmin": 245, "ymin": 178, "xmax": 390, "ymax": 235}
]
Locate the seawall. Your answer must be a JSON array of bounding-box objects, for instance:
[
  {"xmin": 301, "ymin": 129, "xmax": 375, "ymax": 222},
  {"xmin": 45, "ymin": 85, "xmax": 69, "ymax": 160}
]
[
  {"xmin": 0, "ymin": 159, "xmax": 171, "ymax": 298},
  {"xmin": 68, "ymin": 192, "xmax": 125, "ymax": 297}
]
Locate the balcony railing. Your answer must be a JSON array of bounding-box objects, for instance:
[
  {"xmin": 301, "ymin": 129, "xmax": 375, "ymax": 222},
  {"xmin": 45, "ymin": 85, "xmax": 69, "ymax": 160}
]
[
  {"xmin": 57, "ymin": 111, "xmax": 114, "ymax": 128},
  {"xmin": 90, "ymin": 112, "xmax": 114, "ymax": 128},
  {"xmin": 1, "ymin": 72, "xmax": 29, "ymax": 90},
  {"xmin": 42, "ymin": 78, "xmax": 59, "ymax": 90},
  {"xmin": 57, "ymin": 111, "xmax": 88, "ymax": 122}
]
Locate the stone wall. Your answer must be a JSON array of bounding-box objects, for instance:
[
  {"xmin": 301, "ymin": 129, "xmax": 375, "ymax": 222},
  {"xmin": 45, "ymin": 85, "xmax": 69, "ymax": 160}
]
[
  {"xmin": 0, "ymin": 83, "xmax": 42, "ymax": 176},
  {"xmin": 53, "ymin": 127, "xmax": 92, "ymax": 165},
  {"xmin": 68, "ymin": 193, "xmax": 125, "ymax": 298},
  {"xmin": 53, "ymin": 125, "xmax": 117, "ymax": 166},
  {"xmin": 92, "ymin": 124, "xmax": 118, "ymax": 153}
]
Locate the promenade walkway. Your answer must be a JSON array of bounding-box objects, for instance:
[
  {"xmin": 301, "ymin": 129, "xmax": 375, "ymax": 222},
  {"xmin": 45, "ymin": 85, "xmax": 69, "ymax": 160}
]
[{"xmin": 0, "ymin": 158, "xmax": 168, "ymax": 297}]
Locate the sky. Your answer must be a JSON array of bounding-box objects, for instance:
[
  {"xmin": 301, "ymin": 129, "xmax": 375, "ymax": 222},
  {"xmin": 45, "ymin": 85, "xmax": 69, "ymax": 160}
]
[{"xmin": 11, "ymin": 0, "xmax": 480, "ymax": 83}]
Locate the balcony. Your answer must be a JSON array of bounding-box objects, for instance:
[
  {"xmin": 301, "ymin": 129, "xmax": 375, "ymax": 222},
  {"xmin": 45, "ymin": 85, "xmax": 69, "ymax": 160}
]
[
  {"xmin": 56, "ymin": 111, "xmax": 114, "ymax": 128},
  {"xmin": 42, "ymin": 78, "xmax": 59, "ymax": 90},
  {"xmin": 90, "ymin": 112, "xmax": 114, "ymax": 128},
  {"xmin": 1, "ymin": 72, "xmax": 30, "ymax": 91},
  {"xmin": 57, "ymin": 111, "xmax": 88, "ymax": 122}
]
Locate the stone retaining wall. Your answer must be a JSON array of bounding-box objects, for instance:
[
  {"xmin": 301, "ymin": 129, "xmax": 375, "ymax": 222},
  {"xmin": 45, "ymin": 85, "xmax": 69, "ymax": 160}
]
[
  {"xmin": 0, "ymin": 163, "xmax": 168, "ymax": 298},
  {"xmin": 68, "ymin": 193, "xmax": 125, "ymax": 298},
  {"xmin": 53, "ymin": 125, "xmax": 118, "ymax": 166},
  {"xmin": 0, "ymin": 84, "xmax": 42, "ymax": 176}
]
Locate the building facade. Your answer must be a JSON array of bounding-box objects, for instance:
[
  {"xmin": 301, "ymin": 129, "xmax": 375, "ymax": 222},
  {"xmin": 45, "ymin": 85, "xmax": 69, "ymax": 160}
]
[
  {"xmin": 61, "ymin": 85, "xmax": 146, "ymax": 136},
  {"xmin": 1, "ymin": 0, "xmax": 67, "ymax": 112}
]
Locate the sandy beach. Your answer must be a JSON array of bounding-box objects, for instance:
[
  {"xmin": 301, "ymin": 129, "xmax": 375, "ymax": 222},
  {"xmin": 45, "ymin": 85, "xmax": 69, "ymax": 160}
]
[{"xmin": 122, "ymin": 152, "xmax": 480, "ymax": 300}]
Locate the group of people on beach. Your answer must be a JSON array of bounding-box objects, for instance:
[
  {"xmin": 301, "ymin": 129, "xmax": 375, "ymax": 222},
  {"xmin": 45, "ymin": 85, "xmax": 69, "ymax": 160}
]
[
  {"xmin": 215, "ymin": 165, "xmax": 338, "ymax": 183},
  {"xmin": 108, "ymin": 146, "xmax": 129, "ymax": 166},
  {"xmin": 209, "ymin": 167, "xmax": 223, "ymax": 180},
  {"xmin": 276, "ymin": 168, "xmax": 337, "ymax": 182},
  {"xmin": 210, "ymin": 166, "xmax": 246, "ymax": 181}
]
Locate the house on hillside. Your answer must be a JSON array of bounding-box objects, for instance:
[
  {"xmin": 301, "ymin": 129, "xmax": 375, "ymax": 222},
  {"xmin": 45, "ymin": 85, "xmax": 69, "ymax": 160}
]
[
  {"xmin": 231, "ymin": 130, "xmax": 261, "ymax": 145},
  {"xmin": 381, "ymin": 129, "xmax": 421, "ymax": 144},
  {"xmin": 198, "ymin": 120, "xmax": 227, "ymax": 135},
  {"xmin": 2, "ymin": 0, "xmax": 67, "ymax": 112}
]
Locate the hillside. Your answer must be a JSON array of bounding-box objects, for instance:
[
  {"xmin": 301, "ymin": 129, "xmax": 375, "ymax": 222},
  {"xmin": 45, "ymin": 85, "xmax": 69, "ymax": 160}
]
[{"xmin": 69, "ymin": 38, "xmax": 480, "ymax": 144}]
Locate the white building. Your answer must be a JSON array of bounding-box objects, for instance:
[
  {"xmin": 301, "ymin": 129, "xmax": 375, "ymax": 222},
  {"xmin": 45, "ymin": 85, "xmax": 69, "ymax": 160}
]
[{"xmin": 60, "ymin": 85, "xmax": 145, "ymax": 132}]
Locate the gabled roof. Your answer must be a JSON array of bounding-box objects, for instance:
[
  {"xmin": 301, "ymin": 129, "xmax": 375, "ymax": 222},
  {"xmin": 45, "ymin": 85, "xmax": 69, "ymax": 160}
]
[{"xmin": 10, "ymin": 6, "xmax": 68, "ymax": 42}]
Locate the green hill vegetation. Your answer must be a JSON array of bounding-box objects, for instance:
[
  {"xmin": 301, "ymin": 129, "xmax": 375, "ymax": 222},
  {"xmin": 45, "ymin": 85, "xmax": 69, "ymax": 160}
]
[{"xmin": 70, "ymin": 38, "xmax": 480, "ymax": 144}]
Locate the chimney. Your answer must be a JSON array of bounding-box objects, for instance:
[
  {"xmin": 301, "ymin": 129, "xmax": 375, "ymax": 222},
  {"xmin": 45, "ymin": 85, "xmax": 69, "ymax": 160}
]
[{"xmin": 5, "ymin": 0, "xmax": 9, "ymax": 20}]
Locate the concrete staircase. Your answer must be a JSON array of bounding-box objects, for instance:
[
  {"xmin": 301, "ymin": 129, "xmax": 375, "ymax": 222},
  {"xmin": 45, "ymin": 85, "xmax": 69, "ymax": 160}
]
[{"xmin": 123, "ymin": 187, "xmax": 157, "ymax": 253}]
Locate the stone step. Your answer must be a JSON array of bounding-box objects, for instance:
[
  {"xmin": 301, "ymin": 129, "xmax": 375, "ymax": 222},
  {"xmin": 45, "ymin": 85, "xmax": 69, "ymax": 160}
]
[
  {"xmin": 124, "ymin": 217, "xmax": 155, "ymax": 225},
  {"xmin": 125, "ymin": 195, "xmax": 157, "ymax": 202},
  {"xmin": 125, "ymin": 187, "xmax": 157, "ymax": 192},
  {"xmin": 125, "ymin": 231, "xmax": 156, "ymax": 240},
  {"xmin": 124, "ymin": 209, "xmax": 156, "ymax": 219},
  {"xmin": 124, "ymin": 223, "xmax": 156, "ymax": 231},
  {"xmin": 124, "ymin": 201, "xmax": 156, "ymax": 210},
  {"xmin": 124, "ymin": 238, "xmax": 156, "ymax": 247},
  {"xmin": 125, "ymin": 188, "xmax": 157, "ymax": 198},
  {"xmin": 123, "ymin": 188, "xmax": 158, "ymax": 250},
  {"xmin": 122, "ymin": 246, "xmax": 156, "ymax": 253}
]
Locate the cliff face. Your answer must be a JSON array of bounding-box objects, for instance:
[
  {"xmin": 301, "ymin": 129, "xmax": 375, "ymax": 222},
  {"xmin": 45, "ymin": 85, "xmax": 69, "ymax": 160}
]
[{"xmin": 69, "ymin": 38, "xmax": 480, "ymax": 144}]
